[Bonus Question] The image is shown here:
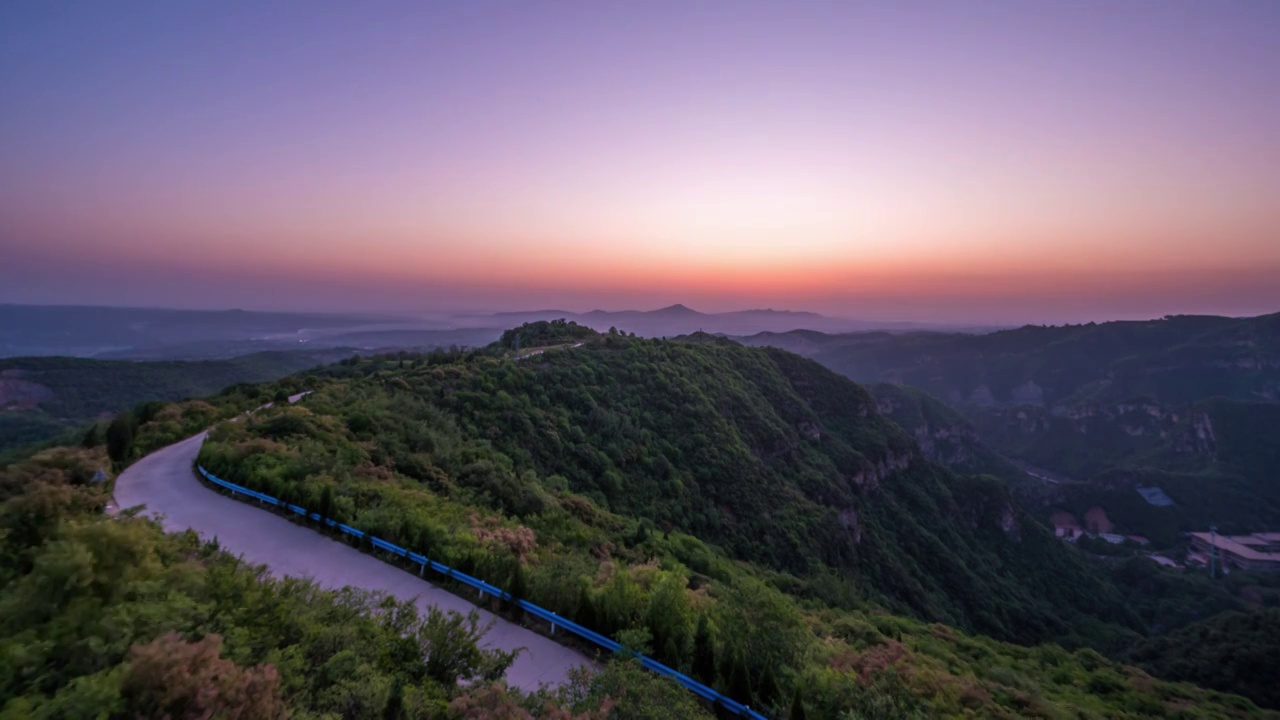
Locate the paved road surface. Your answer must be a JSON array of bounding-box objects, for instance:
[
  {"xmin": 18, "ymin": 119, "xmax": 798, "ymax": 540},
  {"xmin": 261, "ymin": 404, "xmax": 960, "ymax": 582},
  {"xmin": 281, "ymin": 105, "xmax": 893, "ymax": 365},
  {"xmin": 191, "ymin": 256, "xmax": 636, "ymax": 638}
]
[{"xmin": 113, "ymin": 430, "xmax": 592, "ymax": 690}]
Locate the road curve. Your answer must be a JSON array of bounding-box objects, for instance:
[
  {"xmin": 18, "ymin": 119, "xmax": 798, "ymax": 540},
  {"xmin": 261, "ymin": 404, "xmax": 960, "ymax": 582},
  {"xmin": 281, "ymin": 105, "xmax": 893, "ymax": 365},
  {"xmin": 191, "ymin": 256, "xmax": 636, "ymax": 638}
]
[{"xmin": 112, "ymin": 431, "xmax": 593, "ymax": 690}]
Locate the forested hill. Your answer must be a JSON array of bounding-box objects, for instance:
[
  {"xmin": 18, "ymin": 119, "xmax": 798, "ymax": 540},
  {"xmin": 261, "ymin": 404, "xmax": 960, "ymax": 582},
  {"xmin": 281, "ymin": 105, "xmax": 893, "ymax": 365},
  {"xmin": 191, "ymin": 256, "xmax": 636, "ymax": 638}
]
[
  {"xmin": 189, "ymin": 325, "xmax": 1280, "ymax": 716},
  {"xmin": 205, "ymin": 326, "xmax": 1137, "ymax": 649},
  {"xmin": 0, "ymin": 350, "xmax": 350, "ymax": 455},
  {"xmin": 751, "ymin": 311, "xmax": 1280, "ymax": 407},
  {"xmin": 7, "ymin": 395, "xmax": 1268, "ymax": 718},
  {"xmin": 741, "ymin": 313, "xmax": 1280, "ymax": 540}
]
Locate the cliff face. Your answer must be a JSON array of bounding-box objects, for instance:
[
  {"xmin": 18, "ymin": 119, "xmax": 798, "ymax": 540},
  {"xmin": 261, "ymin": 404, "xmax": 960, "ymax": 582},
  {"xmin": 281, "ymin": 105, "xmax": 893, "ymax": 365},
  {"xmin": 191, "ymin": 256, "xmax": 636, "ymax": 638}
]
[
  {"xmin": 744, "ymin": 314, "xmax": 1280, "ymax": 540},
  {"xmin": 978, "ymin": 401, "xmax": 1220, "ymax": 470},
  {"xmin": 882, "ymin": 401, "xmax": 981, "ymax": 467},
  {"xmin": 869, "ymin": 383, "xmax": 1036, "ymax": 492},
  {"xmin": 961, "ymin": 396, "xmax": 1280, "ymax": 540}
]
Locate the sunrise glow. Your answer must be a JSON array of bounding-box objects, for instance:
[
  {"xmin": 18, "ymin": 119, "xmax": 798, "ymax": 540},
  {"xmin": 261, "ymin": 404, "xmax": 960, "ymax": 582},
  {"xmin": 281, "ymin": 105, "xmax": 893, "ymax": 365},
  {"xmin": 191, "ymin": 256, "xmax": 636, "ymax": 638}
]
[{"xmin": 2, "ymin": 2, "xmax": 1278, "ymax": 322}]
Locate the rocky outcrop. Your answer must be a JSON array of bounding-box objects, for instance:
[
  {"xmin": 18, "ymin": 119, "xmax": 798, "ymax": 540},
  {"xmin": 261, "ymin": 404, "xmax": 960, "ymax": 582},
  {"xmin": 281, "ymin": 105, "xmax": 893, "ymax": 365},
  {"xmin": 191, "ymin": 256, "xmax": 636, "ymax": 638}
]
[
  {"xmin": 951, "ymin": 475, "xmax": 1024, "ymax": 542},
  {"xmin": 968, "ymin": 384, "xmax": 996, "ymax": 406},
  {"xmin": 998, "ymin": 504, "xmax": 1020, "ymax": 540},
  {"xmin": 838, "ymin": 507, "xmax": 862, "ymax": 544},
  {"xmin": 851, "ymin": 450, "xmax": 912, "ymax": 490},
  {"xmin": 1171, "ymin": 413, "xmax": 1216, "ymax": 454},
  {"xmin": 989, "ymin": 400, "xmax": 1219, "ymax": 457},
  {"xmin": 912, "ymin": 423, "xmax": 980, "ymax": 466},
  {"xmin": 1010, "ymin": 380, "xmax": 1045, "ymax": 405},
  {"xmin": 798, "ymin": 420, "xmax": 822, "ymax": 440}
]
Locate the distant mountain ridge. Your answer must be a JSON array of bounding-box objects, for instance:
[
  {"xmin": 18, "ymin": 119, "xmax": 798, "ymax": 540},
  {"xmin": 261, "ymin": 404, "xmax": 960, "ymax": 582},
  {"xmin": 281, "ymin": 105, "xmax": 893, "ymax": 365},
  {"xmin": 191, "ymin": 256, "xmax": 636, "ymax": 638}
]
[
  {"xmin": 455, "ymin": 304, "xmax": 984, "ymax": 337},
  {"xmin": 0, "ymin": 304, "xmax": 412, "ymax": 359},
  {"xmin": 740, "ymin": 312, "xmax": 1280, "ymax": 407},
  {"xmin": 0, "ymin": 302, "xmax": 1000, "ymax": 360},
  {"xmin": 0, "ymin": 350, "xmax": 352, "ymax": 455}
]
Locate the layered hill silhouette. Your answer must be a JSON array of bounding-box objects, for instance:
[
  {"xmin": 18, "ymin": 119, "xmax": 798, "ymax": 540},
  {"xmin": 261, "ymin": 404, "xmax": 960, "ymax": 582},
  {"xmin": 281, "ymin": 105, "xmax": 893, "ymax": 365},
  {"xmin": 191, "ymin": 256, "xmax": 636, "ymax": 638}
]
[{"xmin": 453, "ymin": 304, "xmax": 977, "ymax": 338}]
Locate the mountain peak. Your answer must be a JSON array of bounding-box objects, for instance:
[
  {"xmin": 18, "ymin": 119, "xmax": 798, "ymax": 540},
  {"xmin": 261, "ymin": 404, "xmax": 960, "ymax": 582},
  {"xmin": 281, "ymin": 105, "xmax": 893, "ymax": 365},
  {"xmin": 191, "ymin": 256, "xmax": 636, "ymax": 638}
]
[{"xmin": 652, "ymin": 303, "xmax": 700, "ymax": 316}]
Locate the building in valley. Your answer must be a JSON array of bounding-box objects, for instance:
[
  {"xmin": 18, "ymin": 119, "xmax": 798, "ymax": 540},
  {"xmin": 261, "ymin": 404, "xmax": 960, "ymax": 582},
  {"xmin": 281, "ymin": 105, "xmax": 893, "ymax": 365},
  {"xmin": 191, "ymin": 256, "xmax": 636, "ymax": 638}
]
[{"xmin": 1189, "ymin": 531, "xmax": 1280, "ymax": 572}]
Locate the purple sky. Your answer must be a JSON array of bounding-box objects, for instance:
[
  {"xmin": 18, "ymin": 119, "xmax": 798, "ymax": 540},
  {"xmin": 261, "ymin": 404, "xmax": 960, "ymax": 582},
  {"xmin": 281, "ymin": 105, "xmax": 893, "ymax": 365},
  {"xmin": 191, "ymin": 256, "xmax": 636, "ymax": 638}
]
[{"xmin": 2, "ymin": 1, "xmax": 1278, "ymax": 323}]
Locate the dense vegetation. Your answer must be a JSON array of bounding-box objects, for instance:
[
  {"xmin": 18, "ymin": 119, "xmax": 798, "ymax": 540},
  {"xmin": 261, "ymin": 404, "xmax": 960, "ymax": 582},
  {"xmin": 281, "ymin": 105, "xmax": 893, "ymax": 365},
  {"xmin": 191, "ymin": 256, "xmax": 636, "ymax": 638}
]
[
  {"xmin": 744, "ymin": 313, "xmax": 1280, "ymax": 541},
  {"xmin": 1127, "ymin": 608, "xmax": 1280, "ymax": 710},
  {"xmin": 1105, "ymin": 557, "xmax": 1280, "ymax": 635},
  {"xmin": 759, "ymin": 312, "xmax": 1280, "ymax": 408},
  {"xmin": 0, "ymin": 422, "xmax": 712, "ymax": 719},
  {"xmin": 0, "ymin": 351, "xmax": 347, "ymax": 456},
  {"xmin": 192, "ymin": 323, "xmax": 1272, "ymax": 717},
  {"xmin": 967, "ymin": 396, "xmax": 1280, "ymax": 519},
  {"xmin": 204, "ymin": 330, "xmax": 1136, "ymax": 646},
  {"xmin": 500, "ymin": 318, "xmax": 599, "ymax": 350}
]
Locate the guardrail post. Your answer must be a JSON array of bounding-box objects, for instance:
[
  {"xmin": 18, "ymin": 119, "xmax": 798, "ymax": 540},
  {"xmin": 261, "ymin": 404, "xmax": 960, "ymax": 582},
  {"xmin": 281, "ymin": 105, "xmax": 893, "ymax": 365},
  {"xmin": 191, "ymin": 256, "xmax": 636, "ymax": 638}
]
[{"xmin": 550, "ymin": 612, "xmax": 556, "ymax": 635}]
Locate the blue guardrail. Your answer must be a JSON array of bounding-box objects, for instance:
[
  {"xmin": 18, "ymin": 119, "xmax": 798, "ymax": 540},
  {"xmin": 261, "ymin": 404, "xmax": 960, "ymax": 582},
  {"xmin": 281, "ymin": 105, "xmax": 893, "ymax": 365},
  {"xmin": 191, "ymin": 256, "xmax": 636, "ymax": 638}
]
[{"xmin": 197, "ymin": 464, "xmax": 770, "ymax": 719}]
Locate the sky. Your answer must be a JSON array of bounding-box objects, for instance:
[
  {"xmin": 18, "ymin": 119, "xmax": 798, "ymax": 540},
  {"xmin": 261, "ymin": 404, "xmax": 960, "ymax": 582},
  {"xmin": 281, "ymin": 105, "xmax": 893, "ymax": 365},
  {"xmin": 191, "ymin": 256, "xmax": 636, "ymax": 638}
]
[{"xmin": 2, "ymin": 1, "xmax": 1278, "ymax": 324}]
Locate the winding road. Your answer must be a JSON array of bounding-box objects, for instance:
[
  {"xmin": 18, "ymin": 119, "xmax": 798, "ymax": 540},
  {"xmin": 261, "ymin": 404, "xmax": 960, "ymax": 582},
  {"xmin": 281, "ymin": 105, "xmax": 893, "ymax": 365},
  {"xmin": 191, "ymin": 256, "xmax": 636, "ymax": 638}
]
[{"xmin": 112, "ymin": 422, "xmax": 592, "ymax": 690}]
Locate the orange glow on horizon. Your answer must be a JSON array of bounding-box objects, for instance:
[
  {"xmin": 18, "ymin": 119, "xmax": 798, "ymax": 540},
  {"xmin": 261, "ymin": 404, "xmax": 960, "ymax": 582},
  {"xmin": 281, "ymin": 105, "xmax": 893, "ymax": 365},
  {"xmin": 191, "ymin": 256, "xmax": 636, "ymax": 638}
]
[{"xmin": 3, "ymin": 3, "xmax": 1279, "ymax": 321}]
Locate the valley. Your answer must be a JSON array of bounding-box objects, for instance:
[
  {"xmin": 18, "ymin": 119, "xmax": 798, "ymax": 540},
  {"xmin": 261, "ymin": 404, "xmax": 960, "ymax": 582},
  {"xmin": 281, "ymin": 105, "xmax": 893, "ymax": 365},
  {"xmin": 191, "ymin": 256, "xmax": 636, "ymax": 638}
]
[{"xmin": 742, "ymin": 313, "xmax": 1280, "ymax": 545}]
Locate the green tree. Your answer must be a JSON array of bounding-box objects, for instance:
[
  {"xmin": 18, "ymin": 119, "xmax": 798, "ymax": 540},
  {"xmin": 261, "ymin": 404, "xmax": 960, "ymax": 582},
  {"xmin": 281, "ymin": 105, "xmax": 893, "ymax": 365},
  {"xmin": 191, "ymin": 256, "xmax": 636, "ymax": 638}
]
[
  {"xmin": 722, "ymin": 653, "xmax": 752, "ymax": 713},
  {"xmin": 692, "ymin": 614, "xmax": 717, "ymax": 685},
  {"xmin": 616, "ymin": 626, "xmax": 654, "ymax": 658},
  {"xmin": 416, "ymin": 609, "xmax": 517, "ymax": 686},
  {"xmin": 105, "ymin": 412, "xmax": 135, "ymax": 464},
  {"xmin": 757, "ymin": 665, "xmax": 781, "ymax": 709},
  {"xmin": 80, "ymin": 423, "xmax": 102, "ymax": 448},
  {"xmin": 509, "ymin": 559, "xmax": 529, "ymax": 622},
  {"xmin": 632, "ymin": 522, "xmax": 649, "ymax": 546},
  {"xmin": 132, "ymin": 400, "xmax": 166, "ymax": 426},
  {"xmin": 577, "ymin": 584, "xmax": 599, "ymax": 630},
  {"xmin": 716, "ymin": 579, "xmax": 808, "ymax": 689},
  {"xmin": 384, "ymin": 679, "xmax": 404, "ymax": 720},
  {"xmin": 556, "ymin": 661, "xmax": 714, "ymax": 720},
  {"xmin": 318, "ymin": 485, "xmax": 334, "ymax": 525},
  {"xmin": 790, "ymin": 689, "xmax": 807, "ymax": 720},
  {"xmin": 732, "ymin": 653, "xmax": 747, "ymax": 696},
  {"xmin": 646, "ymin": 573, "xmax": 692, "ymax": 667},
  {"xmin": 598, "ymin": 571, "xmax": 645, "ymax": 636}
]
